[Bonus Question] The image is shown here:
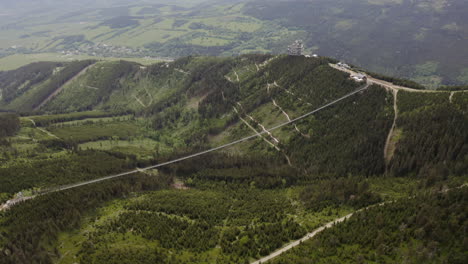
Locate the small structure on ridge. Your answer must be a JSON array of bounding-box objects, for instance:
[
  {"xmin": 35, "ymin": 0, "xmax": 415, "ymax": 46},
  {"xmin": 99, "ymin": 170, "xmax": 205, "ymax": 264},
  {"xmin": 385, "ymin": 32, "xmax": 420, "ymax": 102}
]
[
  {"xmin": 288, "ymin": 40, "xmax": 304, "ymax": 56},
  {"xmin": 351, "ymin": 73, "xmax": 367, "ymax": 82}
]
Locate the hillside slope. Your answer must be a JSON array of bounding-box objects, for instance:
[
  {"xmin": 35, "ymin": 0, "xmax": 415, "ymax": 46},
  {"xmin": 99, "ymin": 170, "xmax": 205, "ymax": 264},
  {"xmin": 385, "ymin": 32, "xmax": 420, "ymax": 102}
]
[
  {"xmin": 1, "ymin": 55, "xmax": 466, "ymax": 177},
  {"xmin": 0, "ymin": 55, "xmax": 466, "ymax": 264}
]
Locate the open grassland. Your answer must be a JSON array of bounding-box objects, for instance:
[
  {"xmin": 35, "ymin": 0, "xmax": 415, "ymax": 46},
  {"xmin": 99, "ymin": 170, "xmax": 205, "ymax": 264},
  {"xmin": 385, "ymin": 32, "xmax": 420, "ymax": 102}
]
[
  {"xmin": 0, "ymin": 2, "xmax": 296, "ymax": 68},
  {"xmin": 48, "ymin": 121, "xmax": 144, "ymax": 142},
  {"xmin": 49, "ymin": 115, "xmax": 133, "ymax": 127},
  {"xmin": 24, "ymin": 111, "xmax": 113, "ymax": 125},
  {"xmin": 79, "ymin": 138, "xmax": 160, "ymax": 159}
]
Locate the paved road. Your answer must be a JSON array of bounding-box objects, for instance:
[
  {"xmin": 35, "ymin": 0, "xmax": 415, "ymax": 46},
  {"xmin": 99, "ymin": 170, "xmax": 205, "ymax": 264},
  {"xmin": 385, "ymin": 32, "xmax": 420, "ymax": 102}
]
[{"xmin": 329, "ymin": 64, "xmax": 468, "ymax": 93}]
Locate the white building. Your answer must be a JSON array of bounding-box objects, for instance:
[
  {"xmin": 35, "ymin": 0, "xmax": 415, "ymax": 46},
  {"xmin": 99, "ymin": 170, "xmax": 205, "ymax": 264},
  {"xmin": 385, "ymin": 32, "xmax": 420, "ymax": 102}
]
[
  {"xmin": 351, "ymin": 73, "xmax": 367, "ymax": 82},
  {"xmin": 337, "ymin": 62, "xmax": 351, "ymax": 69}
]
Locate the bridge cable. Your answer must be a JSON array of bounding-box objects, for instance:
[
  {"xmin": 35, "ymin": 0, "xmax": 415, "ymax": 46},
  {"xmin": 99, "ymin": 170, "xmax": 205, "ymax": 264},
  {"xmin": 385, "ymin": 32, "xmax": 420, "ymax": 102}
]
[{"xmin": 43, "ymin": 85, "xmax": 370, "ymax": 194}]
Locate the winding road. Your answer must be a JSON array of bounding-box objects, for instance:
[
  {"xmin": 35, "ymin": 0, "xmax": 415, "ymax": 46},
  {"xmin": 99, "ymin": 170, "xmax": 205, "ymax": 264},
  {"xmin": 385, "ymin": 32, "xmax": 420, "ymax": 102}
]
[
  {"xmin": 330, "ymin": 63, "xmax": 467, "ymax": 164},
  {"xmin": 329, "ymin": 63, "xmax": 468, "ymax": 94}
]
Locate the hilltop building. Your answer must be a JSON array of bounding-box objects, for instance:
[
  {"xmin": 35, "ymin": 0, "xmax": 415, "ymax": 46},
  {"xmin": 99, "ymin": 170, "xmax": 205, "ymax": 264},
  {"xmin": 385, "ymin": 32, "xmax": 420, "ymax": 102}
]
[
  {"xmin": 337, "ymin": 62, "xmax": 350, "ymax": 69},
  {"xmin": 351, "ymin": 73, "xmax": 367, "ymax": 82},
  {"xmin": 288, "ymin": 40, "xmax": 304, "ymax": 56}
]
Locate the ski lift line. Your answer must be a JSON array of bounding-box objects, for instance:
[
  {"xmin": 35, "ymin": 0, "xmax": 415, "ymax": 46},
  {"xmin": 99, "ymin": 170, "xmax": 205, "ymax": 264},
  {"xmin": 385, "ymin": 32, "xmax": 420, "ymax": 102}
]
[{"xmin": 41, "ymin": 86, "xmax": 370, "ymax": 195}]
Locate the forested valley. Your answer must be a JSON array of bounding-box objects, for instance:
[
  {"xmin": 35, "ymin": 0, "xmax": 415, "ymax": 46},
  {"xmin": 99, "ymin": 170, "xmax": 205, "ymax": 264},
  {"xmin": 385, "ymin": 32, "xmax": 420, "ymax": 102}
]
[{"xmin": 0, "ymin": 55, "xmax": 466, "ymax": 264}]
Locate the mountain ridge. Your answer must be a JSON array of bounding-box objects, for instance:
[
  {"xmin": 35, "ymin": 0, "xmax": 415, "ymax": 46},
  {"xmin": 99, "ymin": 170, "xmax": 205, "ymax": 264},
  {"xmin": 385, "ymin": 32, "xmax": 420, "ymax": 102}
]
[{"xmin": 0, "ymin": 54, "xmax": 466, "ymax": 264}]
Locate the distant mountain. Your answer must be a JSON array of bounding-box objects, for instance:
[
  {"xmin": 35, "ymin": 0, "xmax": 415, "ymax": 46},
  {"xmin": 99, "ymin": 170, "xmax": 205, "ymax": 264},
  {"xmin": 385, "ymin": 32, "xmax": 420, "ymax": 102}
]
[
  {"xmin": 244, "ymin": 0, "xmax": 468, "ymax": 87},
  {"xmin": 1, "ymin": 0, "xmax": 467, "ymax": 87}
]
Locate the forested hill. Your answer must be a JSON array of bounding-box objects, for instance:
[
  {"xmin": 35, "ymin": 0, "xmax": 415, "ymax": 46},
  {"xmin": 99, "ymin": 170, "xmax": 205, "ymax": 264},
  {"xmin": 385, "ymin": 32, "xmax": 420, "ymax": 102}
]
[
  {"xmin": 0, "ymin": 55, "xmax": 466, "ymax": 179},
  {"xmin": 0, "ymin": 55, "xmax": 466, "ymax": 263}
]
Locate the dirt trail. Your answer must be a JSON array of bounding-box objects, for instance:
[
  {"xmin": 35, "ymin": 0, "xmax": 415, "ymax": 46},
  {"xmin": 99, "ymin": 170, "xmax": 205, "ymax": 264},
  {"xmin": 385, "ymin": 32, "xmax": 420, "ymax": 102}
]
[
  {"xmin": 384, "ymin": 89, "xmax": 399, "ymax": 164},
  {"xmin": 256, "ymin": 121, "xmax": 280, "ymax": 144},
  {"xmin": 26, "ymin": 117, "xmax": 59, "ymax": 139},
  {"xmin": 234, "ymin": 71, "xmax": 240, "ymax": 82},
  {"xmin": 27, "ymin": 118, "xmax": 36, "ymax": 126},
  {"xmin": 17, "ymin": 136, "xmax": 36, "ymax": 142},
  {"xmin": 272, "ymin": 99, "xmax": 291, "ymax": 121},
  {"xmin": 331, "ymin": 62, "xmax": 468, "ymax": 164},
  {"xmin": 234, "ymin": 105, "xmax": 292, "ymax": 165},
  {"xmin": 144, "ymin": 88, "xmax": 154, "ymax": 105},
  {"xmin": 37, "ymin": 127, "xmax": 60, "ymax": 139},
  {"xmin": 172, "ymin": 178, "xmax": 189, "ymax": 190},
  {"xmin": 4, "ymin": 86, "xmax": 369, "ymax": 210},
  {"xmin": 259, "ymin": 56, "xmax": 277, "ymax": 68},
  {"xmin": 273, "ymin": 81, "xmax": 312, "ymax": 106},
  {"xmin": 234, "ymin": 107, "xmax": 280, "ymax": 151},
  {"xmin": 251, "ymin": 210, "xmax": 359, "ymax": 264},
  {"xmin": 272, "ymin": 99, "xmax": 306, "ymax": 137},
  {"xmin": 133, "ymin": 95, "xmax": 147, "ymax": 107},
  {"xmin": 34, "ymin": 63, "xmax": 95, "ymax": 111},
  {"xmin": 175, "ymin": 68, "xmax": 190, "ymax": 75},
  {"xmin": 251, "ymin": 185, "xmax": 467, "ymax": 264},
  {"xmin": 237, "ymin": 102, "xmax": 281, "ymax": 144}
]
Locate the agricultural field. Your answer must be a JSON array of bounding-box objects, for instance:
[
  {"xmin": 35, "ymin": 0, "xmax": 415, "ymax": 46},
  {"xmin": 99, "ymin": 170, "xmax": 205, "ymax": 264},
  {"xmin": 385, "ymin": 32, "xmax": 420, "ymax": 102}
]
[{"xmin": 0, "ymin": 1, "xmax": 303, "ymax": 70}]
